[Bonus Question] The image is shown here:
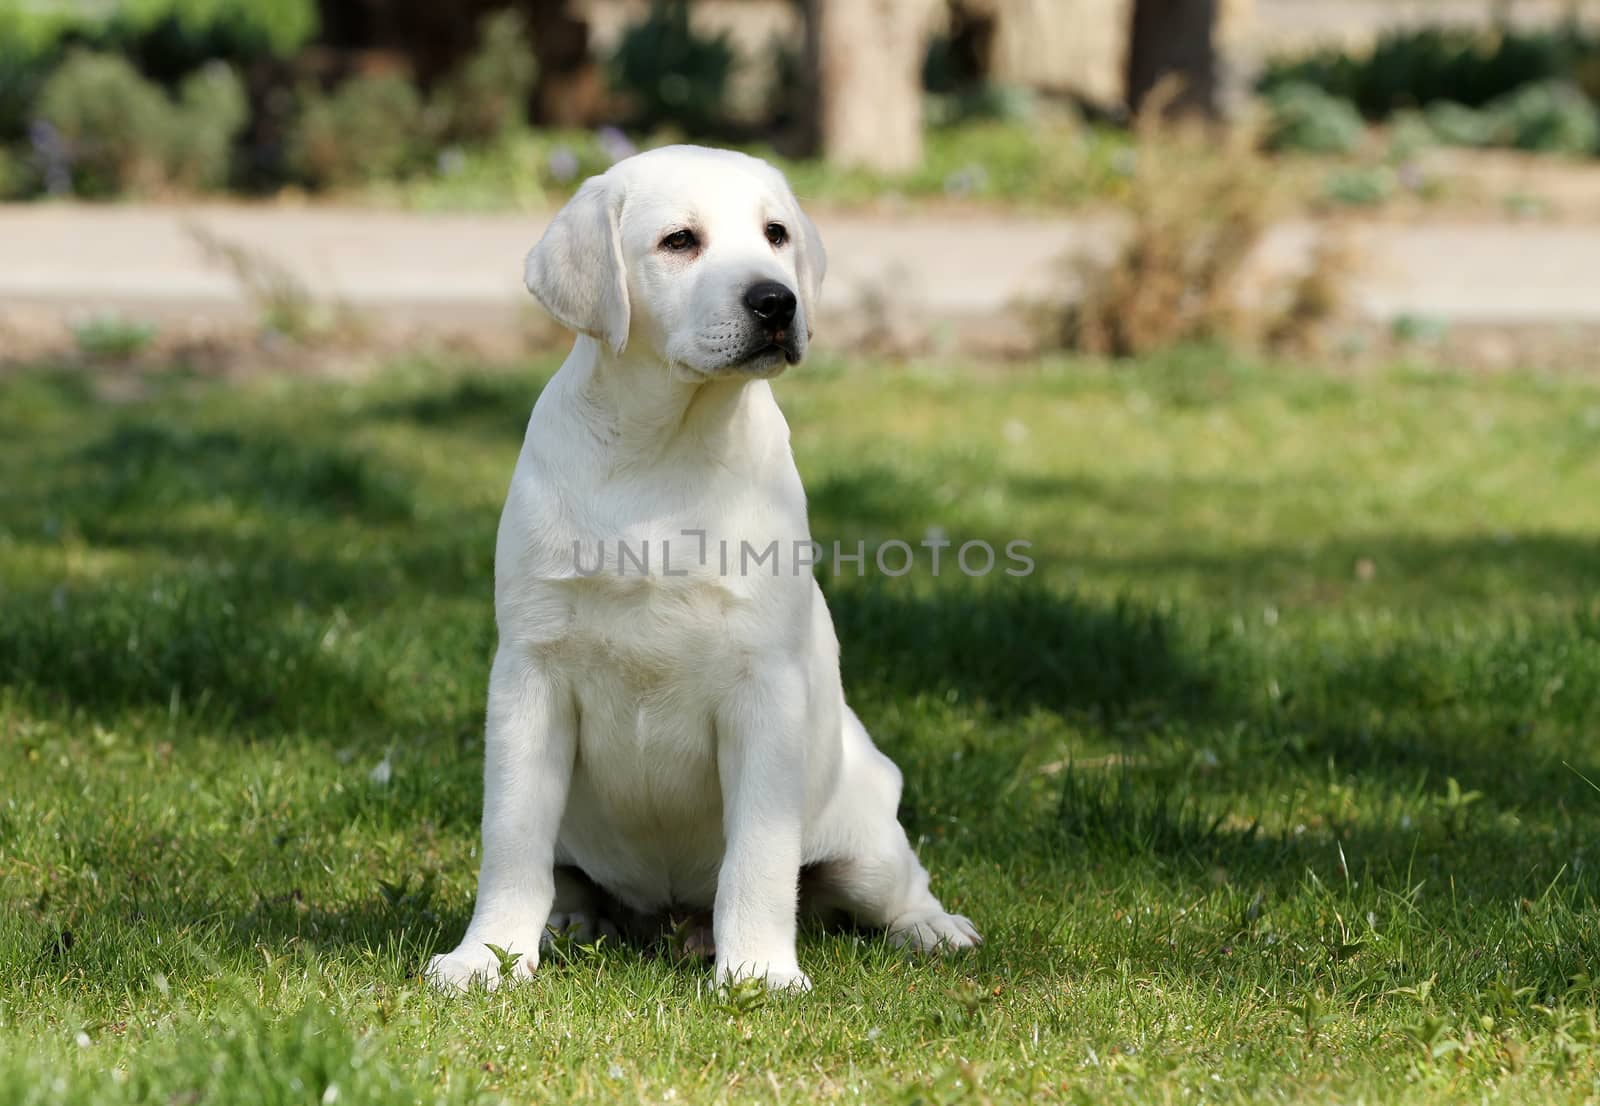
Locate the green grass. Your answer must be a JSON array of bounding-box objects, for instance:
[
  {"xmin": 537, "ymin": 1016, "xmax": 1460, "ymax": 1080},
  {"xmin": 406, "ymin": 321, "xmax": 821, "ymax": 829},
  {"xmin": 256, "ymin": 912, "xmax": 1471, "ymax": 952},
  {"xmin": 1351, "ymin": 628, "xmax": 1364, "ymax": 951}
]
[{"xmin": 3, "ymin": 350, "xmax": 1600, "ymax": 1104}]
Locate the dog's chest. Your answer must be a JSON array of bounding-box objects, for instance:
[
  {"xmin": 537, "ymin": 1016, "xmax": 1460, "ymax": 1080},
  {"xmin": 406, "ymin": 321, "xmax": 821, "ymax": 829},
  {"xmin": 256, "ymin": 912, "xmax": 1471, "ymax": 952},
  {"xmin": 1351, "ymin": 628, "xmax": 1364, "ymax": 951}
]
[
  {"xmin": 540, "ymin": 573, "xmax": 747, "ymax": 907},
  {"xmin": 550, "ymin": 576, "xmax": 736, "ymax": 774},
  {"xmin": 499, "ymin": 427, "xmax": 811, "ymax": 907},
  {"xmin": 542, "ymin": 564, "xmax": 748, "ymax": 679}
]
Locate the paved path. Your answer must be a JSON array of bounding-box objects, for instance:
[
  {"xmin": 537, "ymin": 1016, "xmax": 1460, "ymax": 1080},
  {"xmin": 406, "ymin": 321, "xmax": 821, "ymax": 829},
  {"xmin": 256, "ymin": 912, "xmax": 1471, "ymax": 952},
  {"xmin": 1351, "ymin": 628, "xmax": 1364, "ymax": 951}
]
[{"xmin": 3, "ymin": 204, "xmax": 1600, "ymax": 340}]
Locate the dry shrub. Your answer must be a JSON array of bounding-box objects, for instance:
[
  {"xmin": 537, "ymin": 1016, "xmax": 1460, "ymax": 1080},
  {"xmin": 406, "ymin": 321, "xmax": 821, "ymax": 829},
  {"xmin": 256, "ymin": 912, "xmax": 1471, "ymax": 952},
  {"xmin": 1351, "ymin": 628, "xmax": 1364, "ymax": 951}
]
[
  {"xmin": 1263, "ymin": 231, "xmax": 1361, "ymax": 355},
  {"xmin": 186, "ymin": 224, "xmax": 364, "ymax": 345},
  {"xmin": 1061, "ymin": 86, "xmax": 1355, "ymax": 357}
]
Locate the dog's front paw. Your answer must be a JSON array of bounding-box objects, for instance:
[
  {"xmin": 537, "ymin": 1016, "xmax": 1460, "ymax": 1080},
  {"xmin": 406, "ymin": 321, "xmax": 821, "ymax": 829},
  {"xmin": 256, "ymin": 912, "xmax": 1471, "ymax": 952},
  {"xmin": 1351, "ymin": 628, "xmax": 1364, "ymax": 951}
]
[
  {"xmin": 426, "ymin": 937, "xmax": 540, "ymax": 992},
  {"xmin": 715, "ymin": 958, "xmax": 813, "ymax": 994},
  {"xmin": 888, "ymin": 910, "xmax": 982, "ymax": 954}
]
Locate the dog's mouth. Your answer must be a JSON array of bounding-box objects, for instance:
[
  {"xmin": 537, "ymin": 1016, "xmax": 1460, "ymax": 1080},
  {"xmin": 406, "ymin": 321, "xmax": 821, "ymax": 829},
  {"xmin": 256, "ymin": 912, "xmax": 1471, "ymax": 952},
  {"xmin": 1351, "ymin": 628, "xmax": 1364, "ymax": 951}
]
[
  {"xmin": 737, "ymin": 331, "xmax": 801, "ymax": 369},
  {"xmin": 736, "ymin": 344, "xmax": 800, "ymax": 369}
]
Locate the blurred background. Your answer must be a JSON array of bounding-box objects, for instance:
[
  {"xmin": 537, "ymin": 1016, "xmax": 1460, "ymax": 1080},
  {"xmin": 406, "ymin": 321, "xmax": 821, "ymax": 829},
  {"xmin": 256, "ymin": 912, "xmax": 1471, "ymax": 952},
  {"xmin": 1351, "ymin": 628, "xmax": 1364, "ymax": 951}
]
[
  {"xmin": 2, "ymin": 0, "xmax": 1600, "ymax": 367},
  {"xmin": 5, "ymin": 0, "xmax": 1600, "ymax": 183}
]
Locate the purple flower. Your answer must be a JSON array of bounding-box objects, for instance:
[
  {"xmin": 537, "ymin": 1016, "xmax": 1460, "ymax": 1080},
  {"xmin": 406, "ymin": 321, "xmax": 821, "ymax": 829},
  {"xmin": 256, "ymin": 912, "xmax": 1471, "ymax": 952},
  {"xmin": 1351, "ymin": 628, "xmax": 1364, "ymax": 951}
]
[
  {"xmin": 29, "ymin": 120, "xmax": 72, "ymax": 196},
  {"xmin": 546, "ymin": 146, "xmax": 580, "ymax": 183},
  {"xmin": 596, "ymin": 126, "xmax": 636, "ymax": 164},
  {"xmin": 943, "ymin": 164, "xmax": 988, "ymax": 197}
]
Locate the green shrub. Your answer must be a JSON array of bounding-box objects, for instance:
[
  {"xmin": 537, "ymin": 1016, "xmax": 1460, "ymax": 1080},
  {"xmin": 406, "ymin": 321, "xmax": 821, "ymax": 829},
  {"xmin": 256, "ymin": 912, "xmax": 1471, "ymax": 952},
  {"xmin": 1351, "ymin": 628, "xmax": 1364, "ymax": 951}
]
[
  {"xmin": 93, "ymin": 5, "xmax": 312, "ymax": 90},
  {"xmin": 71, "ymin": 314, "xmax": 159, "ymax": 360},
  {"xmin": 1322, "ymin": 165, "xmax": 1392, "ymax": 207},
  {"xmin": 430, "ymin": 9, "xmax": 537, "ymax": 147},
  {"xmin": 0, "ymin": 144, "xmax": 28, "ymax": 199},
  {"xmin": 170, "ymin": 61, "xmax": 250, "ymax": 188},
  {"xmin": 611, "ymin": 0, "xmax": 733, "ymax": 135},
  {"xmin": 1261, "ymin": 26, "xmax": 1600, "ymax": 119},
  {"xmin": 926, "ymin": 83, "xmax": 1038, "ymax": 128},
  {"xmin": 34, "ymin": 50, "xmax": 248, "ymax": 196},
  {"xmin": 33, "ymin": 0, "xmax": 314, "ymax": 68},
  {"xmin": 0, "ymin": 0, "xmax": 310, "ymax": 131},
  {"xmin": 289, "ymin": 74, "xmax": 424, "ymax": 188},
  {"xmin": 36, "ymin": 51, "xmax": 176, "ymax": 196},
  {"xmin": 1262, "ymin": 82, "xmax": 1366, "ymax": 154},
  {"xmin": 1485, "ymin": 80, "xmax": 1600, "ymax": 155},
  {"xmin": 1, "ymin": 0, "xmax": 296, "ymax": 190},
  {"xmin": 1422, "ymin": 100, "xmax": 1498, "ymax": 147},
  {"xmin": 1386, "ymin": 109, "xmax": 1438, "ymax": 158},
  {"xmin": 184, "ymin": 0, "xmax": 317, "ymax": 55}
]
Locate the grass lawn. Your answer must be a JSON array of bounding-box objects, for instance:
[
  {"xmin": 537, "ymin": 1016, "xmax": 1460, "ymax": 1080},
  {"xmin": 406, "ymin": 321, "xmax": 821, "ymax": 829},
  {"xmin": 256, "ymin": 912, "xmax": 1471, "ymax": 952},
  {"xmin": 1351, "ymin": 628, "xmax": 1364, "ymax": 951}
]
[{"xmin": 3, "ymin": 349, "xmax": 1600, "ymax": 1104}]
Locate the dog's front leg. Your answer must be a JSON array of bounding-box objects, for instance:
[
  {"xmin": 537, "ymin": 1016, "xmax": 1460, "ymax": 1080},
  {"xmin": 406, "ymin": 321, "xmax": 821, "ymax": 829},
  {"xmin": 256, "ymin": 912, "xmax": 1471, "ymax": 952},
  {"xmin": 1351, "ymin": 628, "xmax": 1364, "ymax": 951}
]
[
  {"xmin": 427, "ymin": 647, "xmax": 575, "ymax": 991},
  {"xmin": 712, "ymin": 666, "xmax": 811, "ymax": 992}
]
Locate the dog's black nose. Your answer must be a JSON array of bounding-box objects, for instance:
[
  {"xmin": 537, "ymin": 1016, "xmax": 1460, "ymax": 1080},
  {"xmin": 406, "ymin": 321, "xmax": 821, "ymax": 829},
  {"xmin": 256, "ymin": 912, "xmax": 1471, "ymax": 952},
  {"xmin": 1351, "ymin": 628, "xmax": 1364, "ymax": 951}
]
[{"xmin": 744, "ymin": 281, "xmax": 797, "ymax": 331}]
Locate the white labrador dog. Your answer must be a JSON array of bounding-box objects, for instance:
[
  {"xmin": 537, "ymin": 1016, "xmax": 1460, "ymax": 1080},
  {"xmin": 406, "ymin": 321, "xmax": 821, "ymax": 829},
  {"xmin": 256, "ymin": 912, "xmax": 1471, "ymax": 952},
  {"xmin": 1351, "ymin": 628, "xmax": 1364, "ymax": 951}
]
[{"xmin": 427, "ymin": 145, "xmax": 979, "ymax": 993}]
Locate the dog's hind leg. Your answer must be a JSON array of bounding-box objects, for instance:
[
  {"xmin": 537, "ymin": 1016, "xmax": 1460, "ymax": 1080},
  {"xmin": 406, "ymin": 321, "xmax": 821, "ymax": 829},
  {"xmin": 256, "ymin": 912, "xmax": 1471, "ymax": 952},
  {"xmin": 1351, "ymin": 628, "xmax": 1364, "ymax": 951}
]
[
  {"xmin": 805, "ymin": 706, "xmax": 982, "ymax": 954},
  {"xmin": 543, "ymin": 864, "xmax": 623, "ymax": 949}
]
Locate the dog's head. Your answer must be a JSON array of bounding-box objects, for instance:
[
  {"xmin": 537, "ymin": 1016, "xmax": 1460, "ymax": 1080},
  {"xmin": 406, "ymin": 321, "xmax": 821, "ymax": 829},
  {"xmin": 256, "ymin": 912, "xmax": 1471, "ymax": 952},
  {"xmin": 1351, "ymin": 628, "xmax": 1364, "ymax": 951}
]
[{"xmin": 524, "ymin": 145, "xmax": 826, "ymax": 378}]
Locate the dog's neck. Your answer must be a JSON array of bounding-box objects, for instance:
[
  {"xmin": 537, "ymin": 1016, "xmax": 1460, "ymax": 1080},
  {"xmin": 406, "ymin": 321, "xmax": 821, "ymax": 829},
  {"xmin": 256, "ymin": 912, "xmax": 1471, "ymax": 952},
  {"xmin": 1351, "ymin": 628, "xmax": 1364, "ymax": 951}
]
[{"xmin": 562, "ymin": 336, "xmax": 780, "ymax": 470}]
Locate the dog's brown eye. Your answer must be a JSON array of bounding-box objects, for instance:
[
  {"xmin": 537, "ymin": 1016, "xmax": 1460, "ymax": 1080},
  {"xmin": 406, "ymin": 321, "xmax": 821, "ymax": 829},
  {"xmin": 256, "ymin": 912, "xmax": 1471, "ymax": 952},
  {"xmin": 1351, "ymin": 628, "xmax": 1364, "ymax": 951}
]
[
  {"xmin": 661, "ymin": 229, "xmax": 698, "ymax": 252},
  {"xmin": 765, "ymin": 223, "xmax": 788, "ymax": 247}
]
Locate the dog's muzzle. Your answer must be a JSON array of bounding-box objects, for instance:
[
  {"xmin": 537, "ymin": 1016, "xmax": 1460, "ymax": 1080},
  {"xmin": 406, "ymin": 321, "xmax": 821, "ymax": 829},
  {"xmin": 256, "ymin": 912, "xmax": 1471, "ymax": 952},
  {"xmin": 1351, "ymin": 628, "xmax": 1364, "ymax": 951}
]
[{"xmin": 740, "ymin": 280, "xmax": 801, "ymax": 366}]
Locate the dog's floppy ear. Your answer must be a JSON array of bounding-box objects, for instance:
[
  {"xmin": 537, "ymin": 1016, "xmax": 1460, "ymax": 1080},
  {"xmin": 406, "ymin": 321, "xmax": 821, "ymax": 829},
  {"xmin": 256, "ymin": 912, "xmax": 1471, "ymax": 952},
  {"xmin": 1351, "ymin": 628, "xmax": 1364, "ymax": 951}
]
[
  {"xmin": 524, "ymin": 175, "xmax": 630, "ymax": 354},
  {"xmin": 792, "ymin": 205, "xmax": 826, "ymax": 339}
]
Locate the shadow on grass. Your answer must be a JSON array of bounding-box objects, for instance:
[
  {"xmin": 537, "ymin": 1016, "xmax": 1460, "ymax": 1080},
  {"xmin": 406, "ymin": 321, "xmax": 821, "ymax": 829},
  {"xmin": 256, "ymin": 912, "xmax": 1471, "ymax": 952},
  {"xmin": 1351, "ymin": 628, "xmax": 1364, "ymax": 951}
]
[
  {"xmin": 1066, "ymin": 531, "xmax": 1600, "ymax": 608},
  {"xmin": 0, "ymin": 575, "xmax": 397, "ymax": 735},
  {"xmin": 828, "ymin": 573, "xmax": 1600, "ymax": 801},
  {"xmin": 369, "ymin": 371, "xmax": 545, "ymax": 441},
  {"xmin": 81, "ymin": 422, "xmax": 418, "ymax": 523},
  {"xmin": 808, "ymin": 466, "xmax": 1600, "ymax": 607},
  {"xmin": 828, "ymin": 580, "xmax": 1219, "ymax": 723},
  {"xmin": 0, "ymin": 408, "xmax": 496, "ymax": 737}
]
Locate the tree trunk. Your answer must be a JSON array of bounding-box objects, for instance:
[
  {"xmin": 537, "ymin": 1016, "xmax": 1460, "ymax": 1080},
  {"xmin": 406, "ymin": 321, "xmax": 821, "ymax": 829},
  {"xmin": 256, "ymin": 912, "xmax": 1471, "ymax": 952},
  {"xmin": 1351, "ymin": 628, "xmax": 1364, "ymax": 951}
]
[
  {"xmin": 809, "ymin": 0, "xmax": 940, "ymax": 172},
  {"xmin": 527, "ymin": 2, "xmax": 603, "ymax": 127},
  {"xmin": 1126, "ymin": 0, "xmax": 1220, "ymax": 119},
  {"xmin": 984, "ymin": 0, "xmax": 1132, "ymax": 109}
]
